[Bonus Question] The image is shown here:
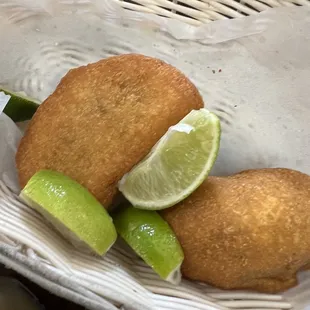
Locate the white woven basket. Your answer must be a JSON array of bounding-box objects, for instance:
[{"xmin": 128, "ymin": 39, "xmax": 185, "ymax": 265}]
[
  {"xmin": 0, "ymin": 183, "xmax": 294, "ymax": 310},
  {"xmin": 116, "ymin": 0, "xmax": 310, "ymax": 25},
  {"xmin": 0, "ymin": 1, "xmax": 310, "ymax": 310}
]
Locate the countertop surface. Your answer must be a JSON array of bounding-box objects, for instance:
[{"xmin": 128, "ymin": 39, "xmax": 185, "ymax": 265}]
[{"xmin": 0, "ymin": 264, "xmax": 85, "ymax": 310}]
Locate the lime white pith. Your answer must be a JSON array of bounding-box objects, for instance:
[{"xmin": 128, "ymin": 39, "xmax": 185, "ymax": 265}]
[
  {"xmin": 118, "ymin": 108, "xmax": 221, "ymax": 210},
  {"xmin": 113, "ymin": 206, "xmax": 184, "ymax": 284},
  {"xmin": 20, "ymin": 170, "xmax": 117, "ymax": 256},
  {"xmin": 0, "ymin": 92, "xmax": 11, "ymax": 113}
]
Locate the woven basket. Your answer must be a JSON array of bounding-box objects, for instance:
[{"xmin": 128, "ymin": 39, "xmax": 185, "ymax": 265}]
[
  {"xmin": 117, "ymin": 0, "xmax": 310, "ymax": 25},
  {"xmin": 0, "ymin": 1, "xmax": 309, "ymax": 310}
]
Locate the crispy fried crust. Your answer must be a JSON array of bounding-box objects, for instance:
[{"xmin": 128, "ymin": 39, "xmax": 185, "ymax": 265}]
[
  {"xmin": 16, "ymin": 54, "xmax": 204, "ymax": 207},
  {"xmin": 161, "ymin": 168, "xmax": 310, "ymax": 293}
]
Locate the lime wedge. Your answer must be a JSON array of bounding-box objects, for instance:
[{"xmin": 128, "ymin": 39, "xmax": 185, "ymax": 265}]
[
  {"xmin": 20, "ymin": 170, "xmax": 117, "ymax": 255},
  {"xmin": 113, "ymin": 206, "xmax": 184, "ymax": 284},
  {"xmin": 119, "ymin": 108, "xmax": 221, "ymax": 210},
  {"xmin": 0, "ymin": 88, "xmax": 39, "ymax": 122}
]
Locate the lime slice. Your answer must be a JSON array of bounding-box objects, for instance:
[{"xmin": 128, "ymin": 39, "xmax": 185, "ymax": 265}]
[
  {"xmin": 119, "ymin": 108, "xmax": 221, "ymax": 210},
  {"xmin": 0, "ymin": 88, "xmax": 39, "ymax": 122},
  {"xmin": 113, "ymin": 206, "xmax": 184, "ymax": 284},
  {"xmin": 20, "ymin": 170, "xmax": 117, "ymax": 255}
]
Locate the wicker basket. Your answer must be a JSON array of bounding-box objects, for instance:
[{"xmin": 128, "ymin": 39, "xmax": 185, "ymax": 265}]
[
  {"xmin": 117, "ymin": 0, "xmax": 310, "ymax": 25},
  {"xmin": 0, "ymin": 1, "xmax": 309, "ymax": 310}
]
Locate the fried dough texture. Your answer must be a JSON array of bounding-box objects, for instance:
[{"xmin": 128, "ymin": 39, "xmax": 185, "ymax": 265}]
[
  {"xmin": 161, "ymin": 168, "xmax": 310, "ymax": 292},
  {"xmin": 16, "ymin": 54, "xmax": 204, "ymax": 207}
]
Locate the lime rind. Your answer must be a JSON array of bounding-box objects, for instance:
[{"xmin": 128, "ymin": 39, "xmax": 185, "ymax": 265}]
[
  {"xmin": 21, "ymin": 170, "xmax": 117, "ymax": 256},
  {"xmin": 0, "ymin": 88, "xmax": 39, "ymax": 122},
  {"xmin": 20, "ymin": 192, "xmax": 102, "ymax": 253},
  {"xmin": 118, "ymin": 108, "xmax": 221, "ymax": 210},
  {"xmin": 113, "ymin": 206, "xmax": 184, "ymax": 284}
]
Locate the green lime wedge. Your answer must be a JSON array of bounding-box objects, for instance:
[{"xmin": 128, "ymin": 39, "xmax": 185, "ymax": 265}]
[
  {"xmin": 0, "ymin": 88, "xmax": 39, "ymax": 122},
  {"xmin": 20, "ymin": 170, "xmax": 117, "ymax": 255},
  {"xmin": 113, "ymin": 206, "xmax": 184, "ymax": 284},
  {"xmin": 118, "ymin": 108, "xmax": 221, "ymax": 210}
]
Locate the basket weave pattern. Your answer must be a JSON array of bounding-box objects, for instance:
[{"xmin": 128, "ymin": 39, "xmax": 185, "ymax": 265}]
[
  {"xmin": 0, "ymin": 1, "xmax": 309, "ymax": 310},
  {"xmin": 117, "ymin": 0, "xmax": 310, "ymax": 25}
]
